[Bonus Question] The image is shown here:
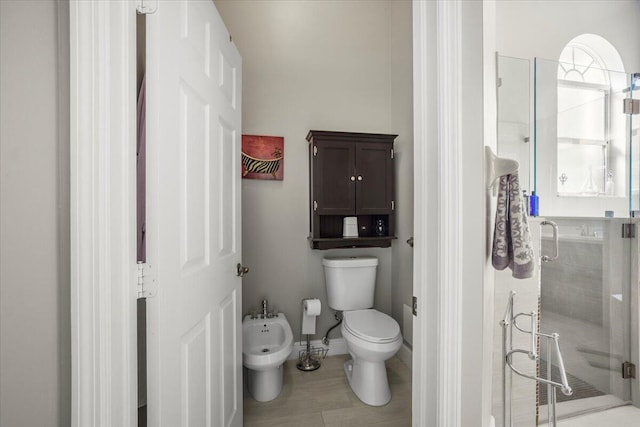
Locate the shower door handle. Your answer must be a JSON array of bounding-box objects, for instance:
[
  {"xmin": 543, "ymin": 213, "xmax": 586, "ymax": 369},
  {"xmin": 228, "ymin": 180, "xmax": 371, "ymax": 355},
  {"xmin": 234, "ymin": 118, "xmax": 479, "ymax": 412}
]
[{"xmin": 540, "ymin": 220, "xmax": 559, "ymax": 262}]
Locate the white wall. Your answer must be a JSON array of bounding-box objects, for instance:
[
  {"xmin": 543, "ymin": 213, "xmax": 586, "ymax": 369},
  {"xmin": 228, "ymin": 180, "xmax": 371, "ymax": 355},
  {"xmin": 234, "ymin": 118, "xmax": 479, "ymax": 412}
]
[
  {"xmin": 390, "ymin": 0, "xmax": 414, "ymax": 344},
  {"xmin": 462, "ymin": 1, "xmax": 493, "ymax": 425},
  {"xmin": 497, "ymin": 0, "xmax": 640, "ymax": 218},
  {"xmin": 497, "ymin": 0, "xmax": 640, "ymax": 68},
  {"xmin": 0, "ymin": 1, "xmax": 71, "ymax": 426},
  {"xmin": 214, "ymin": 0, "xmax": 413, "ymax": 343}
]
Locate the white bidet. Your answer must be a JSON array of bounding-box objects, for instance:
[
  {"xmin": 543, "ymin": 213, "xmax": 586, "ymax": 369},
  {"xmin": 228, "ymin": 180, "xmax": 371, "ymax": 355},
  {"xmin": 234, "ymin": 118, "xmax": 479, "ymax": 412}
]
[{"xmin": 242, "ymin": 313, "xmax": 293, "ymax": 402}]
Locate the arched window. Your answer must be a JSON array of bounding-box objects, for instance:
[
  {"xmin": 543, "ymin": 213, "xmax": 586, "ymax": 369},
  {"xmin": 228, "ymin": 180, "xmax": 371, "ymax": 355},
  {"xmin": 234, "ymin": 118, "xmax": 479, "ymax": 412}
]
[
  {"xmin": 558, "ymin": 44, "xmax": 608, "ymax": 84},
  {"xmin": 556, "ymin": 35, "xmax": 625, "ymax": 196}
]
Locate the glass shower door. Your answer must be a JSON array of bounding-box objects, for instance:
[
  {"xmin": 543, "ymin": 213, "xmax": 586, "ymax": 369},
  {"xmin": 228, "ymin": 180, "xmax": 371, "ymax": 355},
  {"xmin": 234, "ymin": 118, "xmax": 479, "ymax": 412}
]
[
  {"xmin": 538, "ymin": 218, "xmax": 631, "ymax": 421},
  {"xmin": 534, "ymin": 57, "xmax": 635, "ymax": 422}
]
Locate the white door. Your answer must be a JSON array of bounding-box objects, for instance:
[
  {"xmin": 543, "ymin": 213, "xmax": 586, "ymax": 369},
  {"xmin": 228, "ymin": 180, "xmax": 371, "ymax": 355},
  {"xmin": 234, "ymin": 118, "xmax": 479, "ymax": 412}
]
[{"xmin": 145, "ymin": 1, "xmax": 243, "ymax": 426}]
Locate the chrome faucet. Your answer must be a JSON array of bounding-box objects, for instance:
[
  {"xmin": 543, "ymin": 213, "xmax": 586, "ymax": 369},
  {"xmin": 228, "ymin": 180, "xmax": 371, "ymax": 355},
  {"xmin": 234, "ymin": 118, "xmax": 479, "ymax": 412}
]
[{"xmin": 262, "ymin": 299, "xmax": 268, "ymax": 318}]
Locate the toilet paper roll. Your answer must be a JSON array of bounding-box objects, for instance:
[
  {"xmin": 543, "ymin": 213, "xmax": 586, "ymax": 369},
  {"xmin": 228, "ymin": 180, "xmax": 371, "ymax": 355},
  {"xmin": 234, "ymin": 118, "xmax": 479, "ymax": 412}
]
[
  {"xmin": 304, "ymin": 299, "xmax": 321, "ymax": 316},
  {"xmin": 301, "ymin": 298, "xmax": 321, "ymax": 335}
]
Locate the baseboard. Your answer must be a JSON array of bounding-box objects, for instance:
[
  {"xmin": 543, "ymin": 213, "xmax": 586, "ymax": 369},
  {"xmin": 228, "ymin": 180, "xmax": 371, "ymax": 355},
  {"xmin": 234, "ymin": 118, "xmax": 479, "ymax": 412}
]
[
  {"xmin": 288, "ymin": 337, "xmax": 348, "ymax": 360},
  {"xmin": 397, "ymin": 342, "xmax": 412, "ymax": 370}
]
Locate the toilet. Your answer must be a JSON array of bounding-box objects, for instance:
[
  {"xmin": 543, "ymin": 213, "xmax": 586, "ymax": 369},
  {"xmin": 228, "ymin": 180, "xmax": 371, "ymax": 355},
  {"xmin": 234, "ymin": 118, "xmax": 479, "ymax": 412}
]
[{"xmin": 323, "ymin": 256, "xmax": 402, "ymax": 406}]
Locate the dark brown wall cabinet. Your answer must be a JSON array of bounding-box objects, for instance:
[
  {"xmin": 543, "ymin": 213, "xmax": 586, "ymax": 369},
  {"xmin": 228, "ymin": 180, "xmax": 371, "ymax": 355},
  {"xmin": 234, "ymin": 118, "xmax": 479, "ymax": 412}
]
[{"xmin": 307, "ymin": 130, "xmax": 397, "ymax": 249}]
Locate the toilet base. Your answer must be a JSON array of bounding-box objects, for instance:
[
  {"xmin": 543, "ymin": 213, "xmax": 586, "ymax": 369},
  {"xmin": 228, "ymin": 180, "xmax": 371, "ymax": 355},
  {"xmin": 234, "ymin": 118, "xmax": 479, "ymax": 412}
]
[
  {"xmin": 247, "ymin": 364, "xmax": 284, "ymax": 402},
  {"xmin": 344, "ymin": 358, "xmax": 391, "ymax": 406}
]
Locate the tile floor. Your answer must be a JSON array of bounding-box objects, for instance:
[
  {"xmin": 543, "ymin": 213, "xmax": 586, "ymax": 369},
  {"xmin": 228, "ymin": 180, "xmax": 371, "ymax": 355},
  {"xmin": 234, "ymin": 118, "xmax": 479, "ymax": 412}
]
[
  {"xmin": 539, "ymin": 394, "xmax": 627, "ymax": 425},
  {"xmin": 243, "ymin": 354, "xmax": 412, "ymax": 427},
  {"xmin": 557, "ymin": 405, "xmax": 640, "ymax": 426}
]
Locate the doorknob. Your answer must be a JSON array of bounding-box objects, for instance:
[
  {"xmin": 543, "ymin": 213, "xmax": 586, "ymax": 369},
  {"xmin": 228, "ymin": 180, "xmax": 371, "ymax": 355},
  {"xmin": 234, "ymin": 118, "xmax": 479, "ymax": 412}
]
[{"xmin": 236, "ymin": 263, "xmax": 249, "ymax": 277}]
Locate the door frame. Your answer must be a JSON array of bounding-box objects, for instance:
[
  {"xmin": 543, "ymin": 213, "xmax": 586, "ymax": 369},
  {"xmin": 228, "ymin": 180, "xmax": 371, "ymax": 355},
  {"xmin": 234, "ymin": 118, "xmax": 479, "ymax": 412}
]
[
  {"xmin": 70, "ymin": 1, "xmax": 138, "ymax": 426},
  {"xmin": 70, "ymin": 0, "xmax": 491, "ymax": 426},
  {"xmin": 412, "ymin": 1, "xmax": 494, "ymax": 426}
]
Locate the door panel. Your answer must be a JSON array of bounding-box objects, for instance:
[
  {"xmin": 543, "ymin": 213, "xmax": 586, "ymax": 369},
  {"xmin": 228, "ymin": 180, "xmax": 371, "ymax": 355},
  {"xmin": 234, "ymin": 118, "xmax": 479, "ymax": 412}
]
[
  {"xmin": 355, "ymin": 142, "xmax": 393, "ymax": 214},
  {"xmin": 146, "ymin": 1, "xmax": 242, "ymax": 426},
  {"xmin": 179, "ymin": 81, "xmax": 210, "ymax": 272},
  {"xmin": 315, "ymin": 142, "xmax": 356, "ymax": 215},
  {"xmin": 181, "ymin": 315, "xmax": 210, "ymax": 426}
]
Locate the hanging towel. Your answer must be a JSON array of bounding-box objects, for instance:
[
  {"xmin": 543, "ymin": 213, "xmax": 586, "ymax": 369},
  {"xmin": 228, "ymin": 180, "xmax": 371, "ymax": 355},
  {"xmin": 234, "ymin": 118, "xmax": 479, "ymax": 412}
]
[{"xmin": 492, "ymin": 172, "xmax": 535, "ymax": 279}]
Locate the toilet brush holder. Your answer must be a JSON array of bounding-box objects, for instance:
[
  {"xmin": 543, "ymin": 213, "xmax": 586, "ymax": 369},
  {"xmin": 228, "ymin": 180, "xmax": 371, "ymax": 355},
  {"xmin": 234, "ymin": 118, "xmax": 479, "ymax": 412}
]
[{"xmin": 296, "ymin": 334, "xmax": 327, "ymax": 371}]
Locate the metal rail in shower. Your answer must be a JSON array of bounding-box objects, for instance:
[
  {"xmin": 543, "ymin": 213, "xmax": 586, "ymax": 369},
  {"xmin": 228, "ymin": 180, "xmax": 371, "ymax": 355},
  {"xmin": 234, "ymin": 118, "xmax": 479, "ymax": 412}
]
[{"xmin": 501, "ymin": 291, "xmax": 573, "ymax": 427}]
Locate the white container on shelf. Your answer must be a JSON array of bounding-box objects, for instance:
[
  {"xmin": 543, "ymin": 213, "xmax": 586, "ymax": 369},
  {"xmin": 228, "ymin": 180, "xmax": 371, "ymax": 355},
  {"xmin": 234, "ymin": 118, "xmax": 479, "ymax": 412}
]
[{"xmin": 342, "ymin": 216, "xmax": 358, "ymax": 238}]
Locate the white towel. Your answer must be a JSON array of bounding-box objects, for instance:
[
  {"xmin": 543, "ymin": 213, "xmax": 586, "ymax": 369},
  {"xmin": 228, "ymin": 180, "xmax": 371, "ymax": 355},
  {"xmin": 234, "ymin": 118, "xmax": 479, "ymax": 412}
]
[{"xmin": 492, "ymin": 172, "xmax": 535, "ymax": 279}]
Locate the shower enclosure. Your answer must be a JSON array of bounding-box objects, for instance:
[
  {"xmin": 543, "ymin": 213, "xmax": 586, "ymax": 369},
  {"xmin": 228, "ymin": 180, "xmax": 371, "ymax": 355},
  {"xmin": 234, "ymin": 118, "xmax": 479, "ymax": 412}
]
[{"xmin": 495, "ymin": 53, "xmax": 639, "ymax": 425}]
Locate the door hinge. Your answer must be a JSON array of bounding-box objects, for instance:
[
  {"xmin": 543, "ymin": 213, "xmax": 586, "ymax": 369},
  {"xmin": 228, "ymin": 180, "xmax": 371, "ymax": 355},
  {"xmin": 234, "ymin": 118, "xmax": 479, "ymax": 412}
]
[
  {"xmin": 313, "ymin": 200, "xmax": 318, "ymax": 211},
  {"xmin": 622, "ymin": 361, "xmax": 636, "ymax": 379},
  {"xmin": 136, "ymin": 0, "xmax": 158, "ymax": 14},
  {"xmin": 412, "ymin": 296, "xmax": 417, "ymax": 316},
  {"xmin": 313, "ymin": 145, "xmax": 318, "ymax": 156},
  {"xmin": 622, "ymin": 223, "xmax": 636, "ymax": 238},
  {"xmin": 624, "ymin": 98, "xmax": 640, "ymax": 115},
  {"xmin": 391, "ymin": 200, "xmax": 395, "ymax": 211},
  {"xmin": 391, "ymin": 149, "xmax": 394, "ymax": 159},
  {"xmin": 137, "ymin": 262, "xmax": 156, "ymax": 299}
]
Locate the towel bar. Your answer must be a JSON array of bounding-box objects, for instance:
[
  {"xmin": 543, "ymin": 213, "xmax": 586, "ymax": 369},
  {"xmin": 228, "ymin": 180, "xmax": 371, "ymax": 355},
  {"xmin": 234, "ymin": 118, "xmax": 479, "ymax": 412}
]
[{"xmin": 501, "ymin": 291, "xmax": 572, "ymax": 427}]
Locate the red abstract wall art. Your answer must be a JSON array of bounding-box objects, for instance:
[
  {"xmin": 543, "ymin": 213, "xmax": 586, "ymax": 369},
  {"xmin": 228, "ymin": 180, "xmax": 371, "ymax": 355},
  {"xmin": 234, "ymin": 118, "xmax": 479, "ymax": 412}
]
[{"xmin": 241, "ymin": 135, "xmax": 284, "ymax": 180}]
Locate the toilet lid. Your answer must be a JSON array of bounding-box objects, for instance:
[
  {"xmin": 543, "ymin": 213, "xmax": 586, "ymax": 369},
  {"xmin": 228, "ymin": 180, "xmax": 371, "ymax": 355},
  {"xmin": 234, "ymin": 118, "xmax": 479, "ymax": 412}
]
[{"xmin": 343, "ymin": 309, "xmax": 401, "ymax": 343}]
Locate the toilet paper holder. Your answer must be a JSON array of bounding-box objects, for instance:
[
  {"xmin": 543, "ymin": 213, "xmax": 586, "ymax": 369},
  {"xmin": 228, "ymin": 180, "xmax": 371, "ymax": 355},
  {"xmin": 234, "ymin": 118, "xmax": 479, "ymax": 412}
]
[{"xmin": 297, "ymin": 298, "xmax": 326, "ymax": 371}]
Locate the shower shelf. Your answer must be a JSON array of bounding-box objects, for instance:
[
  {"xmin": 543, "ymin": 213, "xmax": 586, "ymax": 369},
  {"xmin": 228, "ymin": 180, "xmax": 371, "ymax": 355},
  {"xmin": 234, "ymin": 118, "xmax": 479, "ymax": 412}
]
[{"xmin": 500, "ymin": 291, "xmax": 573, "ymax": 427}]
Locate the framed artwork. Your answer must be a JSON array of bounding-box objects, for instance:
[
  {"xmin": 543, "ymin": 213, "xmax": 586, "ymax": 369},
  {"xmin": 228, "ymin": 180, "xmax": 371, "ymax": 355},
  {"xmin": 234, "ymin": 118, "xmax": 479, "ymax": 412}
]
[{"xmin": 241, "ymin": 135, "xmax": 284, "ymax": 180}]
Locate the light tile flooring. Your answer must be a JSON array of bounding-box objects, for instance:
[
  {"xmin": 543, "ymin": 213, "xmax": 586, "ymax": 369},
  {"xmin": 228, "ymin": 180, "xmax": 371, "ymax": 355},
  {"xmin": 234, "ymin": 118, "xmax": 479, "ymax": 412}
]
[
  {"xmin": 243, "ymin": 354, "xmax": 412, "ymax": 426},
  {"xmin": 557, "ymin": 405, "xmax": 640, "ymax": 426},
  {"xmin": 539, "ymin": 395, "xmax": 627, "ymax": 425}
]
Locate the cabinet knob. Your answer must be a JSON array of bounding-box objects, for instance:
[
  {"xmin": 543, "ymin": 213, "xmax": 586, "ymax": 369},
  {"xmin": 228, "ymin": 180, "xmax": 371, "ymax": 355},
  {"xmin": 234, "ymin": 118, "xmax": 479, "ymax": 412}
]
[
  {"xmin": 357, "ymin": 175, "xmax": 363, "ymax": 181},
  {"xmin": 350, "ymin": 176, "xmax": 356, "ymax": 181}
]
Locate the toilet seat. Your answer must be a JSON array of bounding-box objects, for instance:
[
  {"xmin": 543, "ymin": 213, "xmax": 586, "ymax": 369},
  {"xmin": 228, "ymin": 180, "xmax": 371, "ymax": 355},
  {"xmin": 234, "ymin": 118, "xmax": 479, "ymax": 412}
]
[{"xmin": 343, "ymin": 309, "xmax": 401, "ymax": 344}]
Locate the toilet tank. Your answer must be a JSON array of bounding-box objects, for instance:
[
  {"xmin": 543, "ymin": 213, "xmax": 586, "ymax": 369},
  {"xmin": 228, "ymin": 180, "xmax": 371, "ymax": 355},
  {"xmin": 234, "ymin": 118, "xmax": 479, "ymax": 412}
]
[{"xmin": 322, "ymin": 256, "xmax": 378, "ymax": 311}]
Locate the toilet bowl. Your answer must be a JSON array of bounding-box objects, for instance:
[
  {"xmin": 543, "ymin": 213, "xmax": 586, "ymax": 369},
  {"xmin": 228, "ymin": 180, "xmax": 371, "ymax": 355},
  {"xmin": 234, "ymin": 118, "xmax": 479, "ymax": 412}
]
[
  {"xmin": 242, "ymin": 313, "xmax": 293, "ymax": 402},
  {"xmin": 322, "ymin": 256, "xmax": 403, "ymax": 406},
  {"xmin": 341, "ymin": 309, "xmax": 402, "ymax": 406}
]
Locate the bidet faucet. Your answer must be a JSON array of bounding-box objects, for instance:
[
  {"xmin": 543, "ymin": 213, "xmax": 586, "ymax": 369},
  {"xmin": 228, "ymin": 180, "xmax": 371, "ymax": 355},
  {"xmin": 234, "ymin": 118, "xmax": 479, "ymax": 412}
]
[{"xmin": 262, "ymin": 299, "xmax": 268, "ymax": 318}]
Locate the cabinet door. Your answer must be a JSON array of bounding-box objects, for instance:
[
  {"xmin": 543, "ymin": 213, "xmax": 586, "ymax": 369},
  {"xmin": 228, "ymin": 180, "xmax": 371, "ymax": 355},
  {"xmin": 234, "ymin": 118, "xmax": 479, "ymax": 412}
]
[
  {"xmin": 314, "ymin": 141, "xmax": 356, "ymax": 215},
  {"xmin": 355, "ymin": 142, "xmax": 393, "ymax": 214}
]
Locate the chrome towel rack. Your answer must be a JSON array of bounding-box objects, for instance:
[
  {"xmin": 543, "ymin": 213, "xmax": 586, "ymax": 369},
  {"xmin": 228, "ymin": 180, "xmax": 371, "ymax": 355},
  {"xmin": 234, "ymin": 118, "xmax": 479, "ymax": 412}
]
[{"xmin": 501, "ymin": 291, "xmax": 572, "ymax": 427}]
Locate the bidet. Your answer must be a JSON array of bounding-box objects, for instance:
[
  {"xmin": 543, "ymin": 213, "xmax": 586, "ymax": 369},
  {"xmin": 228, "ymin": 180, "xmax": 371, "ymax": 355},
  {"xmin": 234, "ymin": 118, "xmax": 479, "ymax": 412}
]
[{"xmin": 242, "ymin": 312, "xmax": 293, "ymax": 401}]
